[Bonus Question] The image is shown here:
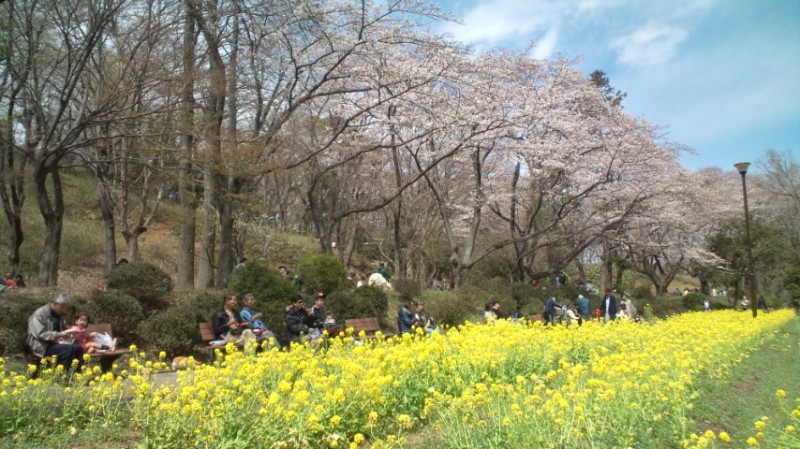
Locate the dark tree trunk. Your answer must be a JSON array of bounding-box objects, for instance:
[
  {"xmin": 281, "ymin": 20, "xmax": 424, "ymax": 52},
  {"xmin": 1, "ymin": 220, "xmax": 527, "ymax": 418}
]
[
  {"xmin": 0, "ymin": 99, "xmax": 28, "ymax": 272},
  {"xmin": 176, "ymin": 156, "xmax": 196, "ymax": 289},
  {"xmin": 35, "ymin": 166, "xmax": 64, "ymax": 286},
  {"xmin": 601, "ymin": 239, "xmax": 613, "ymax": 290},
  {"xmin": 176, "ymin": 5, "xmax": 197, "ymax": 290},
  {"xmin": 89, "ymin": 164, "xmax": 117, "ymax": 271},
  {"xmin": 216, "ymin": 176, "xmax": 242, "ymax": 287}
]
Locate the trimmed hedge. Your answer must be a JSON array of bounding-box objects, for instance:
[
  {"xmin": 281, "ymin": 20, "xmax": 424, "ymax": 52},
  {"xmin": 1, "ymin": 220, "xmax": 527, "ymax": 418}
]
[
  {"xmin": 105, "ymin": 262, "xmax": 172, "ymax": 312},
  {"xmin": 296, "ymin": 254, "xmax": 348, "ymax": 296},
  {"xmin": 327, "ymin": 286, "xmax": 390, "ymax": 330},
  {"xmin": 137, "ymin": 291, "xmax": 219, "ymax": 359}
]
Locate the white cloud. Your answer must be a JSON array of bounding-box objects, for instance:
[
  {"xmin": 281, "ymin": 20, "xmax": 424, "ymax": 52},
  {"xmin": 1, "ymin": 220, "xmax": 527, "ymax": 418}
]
[
  {"xmin": 530, "ymin": 26, "xmax": 560, "ymax": 59},
  {"xmin": 610, "ymin": 21, "xmax": 688, "ymax": 69}
]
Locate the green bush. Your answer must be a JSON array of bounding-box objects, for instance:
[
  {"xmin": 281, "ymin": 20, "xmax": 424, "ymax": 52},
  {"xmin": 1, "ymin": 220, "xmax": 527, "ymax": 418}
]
[
  {"xmin": 682, "ymin": 292, "xmax": 706, "ymax": 311},
  {"xmin": 509, "ymin": 282, "xmax": 534, "ymax": 308},
  {"xmin": 137, "ymin": 291, "xmax": 219, "ymax": 358},
  {"xmin": 0, "ymin": 292, "xmax": 50, "ymax": 355},
  {"xmin": 419, "ymin": 289, "xmax": 481, "ymax": 327},
  {"xmin": 105, "ymin": 262, "xmax": 173, "ymax": 312},
  {"xmin": 327, "ymin": 286, "xmax": 390, "ymax": 329},
  {"xmin": 296, "ymin": 254, "xmax": 348, "ymax": 295},
  {"xmin": 393, "ymin": 278, "xmax": 421, "ymax": 302},
  {"xmin": 85, "ymin": 290, "xmax": 144, "ymax": 344},
  {"xmin": 228, "ymin": 262, "xmax": 297, "ymax": 340},
  {"xmin": 632, "ymin": 284, "xmax": 654, "ymax": 300}
]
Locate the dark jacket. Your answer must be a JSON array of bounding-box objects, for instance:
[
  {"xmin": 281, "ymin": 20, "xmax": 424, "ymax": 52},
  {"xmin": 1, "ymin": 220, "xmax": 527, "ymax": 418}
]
[
  {"xmin": 284, "ymin": 306, "xmax": 311, "ymax": 341},
  {"xmin": 397, "ymin": 306, "xmax": 415, "ymax": 334},
  {"xmin": 601, "ymin": 294, "xmax": 618, "ymax": 320},
  {"xmin": 211, "ymin": 308, "xmax": 243, "ymax": 339},
  {"xmin": 310, "ymin": 306, "xmax": 326, "ymax": 330},
  {"xmin": 544, "ymin": 297, "xmax": 561, "ymax": 315}
]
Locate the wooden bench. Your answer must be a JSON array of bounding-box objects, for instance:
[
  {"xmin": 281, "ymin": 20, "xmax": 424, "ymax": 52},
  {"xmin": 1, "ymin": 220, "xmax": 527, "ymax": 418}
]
[
  {"xmin": 526, "ymin": 315, "xmax": 543, "ymax": 323},
  {"xmin": 344, "ymin": 317, "xmax": 393, "ymax": 339},
  {"xmin": 83, "ymin": 323, "xmax": 130, "ymax": 373},
  {"xmin": 198, "ymin": 322, "xmax": 228, "ymax": 359}
]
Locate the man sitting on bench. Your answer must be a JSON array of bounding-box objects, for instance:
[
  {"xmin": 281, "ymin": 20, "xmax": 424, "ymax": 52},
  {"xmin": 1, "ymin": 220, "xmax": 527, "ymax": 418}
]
[
  {"xmin": 27, "ymin": 293, "xmax": 84, "ymax": 375},
  {"xmin": 240, "ymin": 293, "xmax": 279, "ymax": 348},
  {"xmin": 211, "ymin": 293, "xmax": 256, "ymax": 347}
]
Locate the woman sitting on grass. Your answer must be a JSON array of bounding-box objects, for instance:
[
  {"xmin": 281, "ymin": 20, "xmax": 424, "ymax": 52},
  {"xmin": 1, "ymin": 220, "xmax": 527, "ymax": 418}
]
[{"xmin": 67, "ymin": 312, "xmax": 116, "ymax": 353}]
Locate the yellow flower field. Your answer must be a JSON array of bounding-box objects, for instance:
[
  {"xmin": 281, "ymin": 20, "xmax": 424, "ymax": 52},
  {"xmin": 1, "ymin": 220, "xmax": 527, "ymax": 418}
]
[{"xmin": 0, "ymin": 309, "xmax": 796, "ymax": 448}]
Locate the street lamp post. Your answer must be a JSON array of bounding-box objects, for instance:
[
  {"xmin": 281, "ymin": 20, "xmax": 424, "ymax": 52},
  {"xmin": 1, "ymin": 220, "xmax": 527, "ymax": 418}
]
[{"xmin": 734, "ymin": 162, "xmax": 758, "ymax": 318}]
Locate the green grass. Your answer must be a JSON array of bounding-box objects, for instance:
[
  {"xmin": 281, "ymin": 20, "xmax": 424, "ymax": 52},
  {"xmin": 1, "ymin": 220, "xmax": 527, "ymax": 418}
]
[{"xmin": 687, "ymin": 315, "xmax": 800, "ymax": 445}]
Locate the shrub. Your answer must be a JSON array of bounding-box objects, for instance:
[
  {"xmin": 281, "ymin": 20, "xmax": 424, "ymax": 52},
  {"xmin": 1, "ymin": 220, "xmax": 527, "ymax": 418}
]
[
  {"xmin": 327, "ymin": 286, "xmax": 390, "ymax": 329},
  {"xmin": 0, "ymin": 292, "xmax": 50, "ymax": 355},
  {"xmin": 85, "ymin": 290, "xmax": 144, "ymax": 344},
  {"xmin": 682, "ymin": 292, "xmax": 706, "ymax": 311},
  {"xmin": 509, "ymin": 283, "xmax": 534, "ymax": 308},
  {"xmin": 105, "ymin": 262, "xmax": 173, "ymax": 312},
  {"xmin": 419, "ymin": 289, "xmax": 481, "ymax": 327},
  {"xmin": 137, "ymin": 291, "xmax": 219, "ymax": 358},
  {"xmin": 228, "ymin": 262, "xmax": 297, "ymax": 340},
  {"xmin": 296, "ymin": 254, "xmax": 348, "ymax": 295},
  {"xmin": 393, "ymin": 278, "xmax": 421, "ymax": 302},
  {"xmin": 632, "ymin": 284, "xmax": 654, "ymax": 300}
]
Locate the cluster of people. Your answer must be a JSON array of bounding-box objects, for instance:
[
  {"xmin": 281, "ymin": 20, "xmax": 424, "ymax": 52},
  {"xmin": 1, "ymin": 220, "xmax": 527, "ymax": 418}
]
[
  {"xmin": 211, "ymin": 293, "xmax": 279, "ymax": 348},
  {"xmin": 27, "ymin": 293, "xmax": 117, "ymax": 375},
  {"xmin": 483, "ymin": 302, "xmax": 504, "ymax": 321},
  {"xmin": 540, "ymin": 288, "xmax": 640, "ymax": 325},
  {"xmin": 397, "ymin": 302, "xmax": 436, "ymax": 335},
  {"xmin": 283, "ymin": 293, "xmax": 339, "ymax": 344},
  {"xmin": 1, "ymin": 272, "xmax": 25, "ymax": 290}
]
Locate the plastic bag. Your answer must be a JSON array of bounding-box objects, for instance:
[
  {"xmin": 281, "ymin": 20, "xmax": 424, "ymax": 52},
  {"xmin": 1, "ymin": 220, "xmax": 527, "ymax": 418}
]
[{"xmin": 92, "ymin": 332, "xmax": 113, "ymax": 347}]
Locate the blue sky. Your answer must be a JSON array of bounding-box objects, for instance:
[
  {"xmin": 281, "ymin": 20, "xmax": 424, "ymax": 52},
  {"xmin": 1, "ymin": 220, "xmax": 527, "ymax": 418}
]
[{"xmin": 431, "ymin": 0, "xmax": 800, "ymax": 172}]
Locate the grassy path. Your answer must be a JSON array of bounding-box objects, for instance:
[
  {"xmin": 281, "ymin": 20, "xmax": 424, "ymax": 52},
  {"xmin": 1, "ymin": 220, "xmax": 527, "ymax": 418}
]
[{"xmin": 687, "ymin": 315, "xmax": 800, "ymax": 447}]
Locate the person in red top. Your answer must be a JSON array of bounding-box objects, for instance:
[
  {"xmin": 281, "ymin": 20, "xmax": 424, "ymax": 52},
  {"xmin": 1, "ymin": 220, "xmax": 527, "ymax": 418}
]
[
  {"xmin": 67, "ymin": 312, "xmax": 116, "ymax": 353},
  {"xmin": 3, "ymin": 274, "xmax": 16, "ymax": 288}
]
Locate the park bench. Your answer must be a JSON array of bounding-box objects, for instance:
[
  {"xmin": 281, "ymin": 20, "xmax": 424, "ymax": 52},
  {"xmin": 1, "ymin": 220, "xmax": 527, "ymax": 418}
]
[
  {"xmin": 84, "ymin": 323, "xmax": 131, "ymax": 373},
  {"xmin": 344, "ymin": 317, "xmax": 393, "ymax": 339},
  {"xmin": 198, "ymin": 322, "xmax": 229, "ymax": 359},
  {"xmin": 29, "ymin": 323, "xmax": 130, "ymax": 374}
]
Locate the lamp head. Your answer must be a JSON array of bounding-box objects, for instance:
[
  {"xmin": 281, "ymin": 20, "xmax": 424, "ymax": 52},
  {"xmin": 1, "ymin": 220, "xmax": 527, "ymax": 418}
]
[{"xmin": 734, "ymin": 162, "xmax": 751, "ymax": 175}]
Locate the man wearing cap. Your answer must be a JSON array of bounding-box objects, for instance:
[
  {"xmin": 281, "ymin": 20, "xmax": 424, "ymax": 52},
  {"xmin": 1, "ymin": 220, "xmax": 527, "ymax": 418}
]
[{"xmin": 27, "ymin": 293, "xmax": 84, "ymax": 374}]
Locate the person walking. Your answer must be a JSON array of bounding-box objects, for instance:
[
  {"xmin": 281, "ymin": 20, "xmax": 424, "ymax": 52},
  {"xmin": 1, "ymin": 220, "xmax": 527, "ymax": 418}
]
[{"xmin": 600, "ymin": 288, "xmax": 618, "ymax": 322}]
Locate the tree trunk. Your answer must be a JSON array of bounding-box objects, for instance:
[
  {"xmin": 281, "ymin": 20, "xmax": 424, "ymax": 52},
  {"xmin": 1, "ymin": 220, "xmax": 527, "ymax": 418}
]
[
  {"xmin": 192, "ymin": 0, "xmax": 226, "ymax": 289},
  {"xmin": 600, "ymin": 238, "xmax": 613, "ymax": 290},
  {"xmin": 176, "ymin": 4, "xmax": 197, "ymax": 290},
  {"xmin": 196, "ymin": 168, "xmax": 217, "ymax": 289},
  {"xmin": 575, "ymin": 258, "xmax": 586, "ymax": 284},
  {"xmin": 215, "ymin": 8, "xmax": 240, "ymax": 288},
  {"xmin": 34, "ymin": 166, "xmax": 64, "ymax": 286},
  {"xmin": 122, "ymin": 227, "xmax": 147, "ymax": 262},
  {"xmin": 614, "ymin": 261, "xmax": 625, "ymax": 291},
  {"xmin": 0, "ymin": 155, "xmax": 25, "ymax": 270},
  {"xmin": 176, "ymin": 158, "xmax": 196, "ymax": 289},
  {"xmin": 216, "ymin": 176, "xmax": 242, "ymax": 286},
  {"xmin": 0, "ymin": 104, "xmax": 28, "ymax": 272},
  {"xmin": 449, "ymin": 248, "xmax": 460, "ymax": 289},
  {"xmin": 89, "ymin": 164, "xmax": 117, "ymax": 271}
]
